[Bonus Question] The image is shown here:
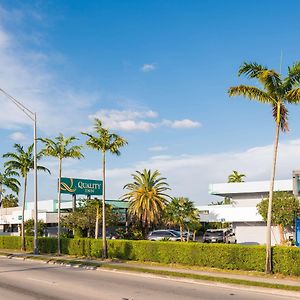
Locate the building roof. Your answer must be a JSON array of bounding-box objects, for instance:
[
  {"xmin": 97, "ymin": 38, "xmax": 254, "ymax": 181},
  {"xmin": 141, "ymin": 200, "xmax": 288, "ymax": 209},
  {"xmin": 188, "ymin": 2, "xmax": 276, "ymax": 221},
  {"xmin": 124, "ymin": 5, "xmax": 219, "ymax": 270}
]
[{"xmin": 209, "ymin": 179, "xmax": 292, "ymax": 197}]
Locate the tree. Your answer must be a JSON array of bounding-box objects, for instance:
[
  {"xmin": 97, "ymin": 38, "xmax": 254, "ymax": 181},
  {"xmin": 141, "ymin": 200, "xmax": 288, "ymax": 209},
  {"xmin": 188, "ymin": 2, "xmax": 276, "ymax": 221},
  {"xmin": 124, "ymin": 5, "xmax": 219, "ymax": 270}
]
[
  {"xmin": 1, "ymin": 194, "xmax": 18, "ymax": 208},
  {"xmin": 228, "ymin": 61, "xmax": 300, "ymax": 273},
  {"xmin": 61, "ymin": 199, "xmax": 118, "ymax": 238},
  {"xmin": 123, "ymin": 169, "xmax": 170, "ymax": 238},
  {"xmin": 3, "ymin": 144, "xmax": 50, "ymax": 250},
  {"xmin": 39, "ymin": 134, "xmax": 83, "ymax": 255},
  {"xmin": 186, "ymin": 218, "xmax": 202, "ymax": 241},
  {"xmin": 257, "ymin": 191, "xmax": 300, "ymax": 245},
  {"xmin": 0, "ymin": 169, "xmax": 20, "ymax": 206},
  {"xmin": 228, "ymin": 170, "xmax": 246, "ymax": 183},
  {"xmin": 24, "ymin": 219, "xmax": 47, "ymax": 236},
  {"xmin": 164, "ymin": 197, "xmax": 197, "ymax": 241},
  {"xmin": 82, "ymin": 118, "xmax": 127, "ymax": 258}
]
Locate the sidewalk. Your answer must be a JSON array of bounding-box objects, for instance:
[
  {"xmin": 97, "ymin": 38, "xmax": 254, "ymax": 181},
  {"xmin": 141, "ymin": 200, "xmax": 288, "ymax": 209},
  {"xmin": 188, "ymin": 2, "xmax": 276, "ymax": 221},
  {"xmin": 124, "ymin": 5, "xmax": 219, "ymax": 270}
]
[{"xmin": 2, "ymin": 251, "xmax": 300, "ymax": 290}]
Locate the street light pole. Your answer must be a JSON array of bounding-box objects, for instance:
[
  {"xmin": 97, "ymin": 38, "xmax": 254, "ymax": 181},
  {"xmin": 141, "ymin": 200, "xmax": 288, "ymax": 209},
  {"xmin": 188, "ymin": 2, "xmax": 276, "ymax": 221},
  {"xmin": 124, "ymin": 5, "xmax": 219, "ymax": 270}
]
[
  {"xmin": 0, "ymin": 88, "xmax": 39, "ymax": 254},
  {"xmin": 33, "ymin": 113, "xmax": 38, "ymax": 254}
]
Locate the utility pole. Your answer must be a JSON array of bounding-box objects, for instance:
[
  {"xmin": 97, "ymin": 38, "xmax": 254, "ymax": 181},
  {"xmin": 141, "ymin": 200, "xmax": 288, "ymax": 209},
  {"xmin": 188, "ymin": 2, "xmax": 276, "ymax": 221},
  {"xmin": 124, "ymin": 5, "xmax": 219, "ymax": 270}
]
[{"xmin": 0, "ymin": 88, "xmax": 39, "ymax": 254}]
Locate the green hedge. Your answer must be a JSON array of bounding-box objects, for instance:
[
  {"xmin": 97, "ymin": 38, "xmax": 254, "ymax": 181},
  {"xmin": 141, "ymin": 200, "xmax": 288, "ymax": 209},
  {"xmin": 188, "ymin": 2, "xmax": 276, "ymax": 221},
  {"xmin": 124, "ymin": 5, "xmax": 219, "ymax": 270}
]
[{"xmin": 0, "ymin": 236, "xmax": 300, "ymax": 276}]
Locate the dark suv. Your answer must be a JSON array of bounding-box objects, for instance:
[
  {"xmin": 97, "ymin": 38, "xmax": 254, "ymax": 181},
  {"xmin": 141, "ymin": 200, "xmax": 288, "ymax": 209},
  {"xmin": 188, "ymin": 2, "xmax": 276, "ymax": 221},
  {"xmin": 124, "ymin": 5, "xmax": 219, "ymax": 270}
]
[{"xmin": 203, "ymin": 229, "xmax": 237, "ymax": 244}]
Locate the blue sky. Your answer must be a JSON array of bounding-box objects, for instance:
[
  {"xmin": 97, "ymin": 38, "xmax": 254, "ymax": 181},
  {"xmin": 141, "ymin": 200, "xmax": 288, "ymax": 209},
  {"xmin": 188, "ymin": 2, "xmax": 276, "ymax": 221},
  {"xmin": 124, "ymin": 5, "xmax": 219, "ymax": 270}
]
[{"xmin": 1, "ymin": 1, "xmax": 300, "ymax": 205}]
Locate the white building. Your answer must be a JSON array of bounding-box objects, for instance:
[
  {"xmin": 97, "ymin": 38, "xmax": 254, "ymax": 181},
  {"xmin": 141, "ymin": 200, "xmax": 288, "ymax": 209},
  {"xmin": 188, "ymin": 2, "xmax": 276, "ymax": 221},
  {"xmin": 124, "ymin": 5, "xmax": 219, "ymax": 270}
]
[
  {"xmin": 198, "ymin": 179, "xmax": 295, "ymax": 245},
  {"xmin": 0, "ymin": 199, "xmax": 128, "ymax": 236}
]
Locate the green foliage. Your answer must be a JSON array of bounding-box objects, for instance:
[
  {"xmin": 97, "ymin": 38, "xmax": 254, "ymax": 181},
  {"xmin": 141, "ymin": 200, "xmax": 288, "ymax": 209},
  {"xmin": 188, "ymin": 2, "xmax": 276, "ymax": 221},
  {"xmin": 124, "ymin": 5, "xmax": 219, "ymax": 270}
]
[
  {"xmin": 123, "ymin": 169, "xmax": 171, "ymax": 234},
  {"xmin": 61, "ymin": 199, "xmax": 118, "ymax": 237},
  {"xmin": 1, "ymin": 194, "xmax": 18, "ymax": 208},
  {"xmin": 164, "ymin": 197, "xmax": 199, "ymax": 239},
  {"xmin": 0, "ymin": 237, "xmax": 300, "ymax": 275},
  {"xmin": 3, "ymin": 143, "xmax": 50, "ymax": 178},
  {"xmin": 82, "ymin": 118, "xmax": 128, "ymax": 154},
  {"xmin": 0, "ymin": 169, "xmax": 20, "ymax": 195},
  {"xmin": 257, "ymin": 191, "xmax": 300, "ymax": 228},
  {"xmin": 39, "ymin": 134, "xmax": 83, "ymax": 161},
  {"xmin": 228, "ymin": 170, "xmax": 246, "ymax": 183},
  {"xmin": 24, "ymin": 219, "xmax": 47, "ymax": 236}
]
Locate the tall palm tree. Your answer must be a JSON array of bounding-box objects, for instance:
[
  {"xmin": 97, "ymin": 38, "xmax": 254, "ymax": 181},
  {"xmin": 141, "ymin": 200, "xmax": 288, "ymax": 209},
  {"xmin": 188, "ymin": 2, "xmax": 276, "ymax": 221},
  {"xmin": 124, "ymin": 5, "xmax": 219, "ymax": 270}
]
[
  {"xmin": 228, "ymin": 170, "xmax": 246, "ymax": 183},
  {"xmin": 123, "ymin": 169, "xmax": 171, "ymax": 238},
  {"xmin": 39, "ymin": 134, "xmax": 83, "ymax": 255},
  {"xmin": 82, "ymin": 118, "xmax": 127, "ymax": 258},
  {"xmin": 164, "ymin": 197, "xmax": 196, "ymax": 241},
  {"xmin": 0, "ymin": 169, "xmax": 20, "ymax": 206},
  {"xmin": 3, "ymin": 144, "xmax": 50, "ymax": 250},
  {"xmin": 228, "ymin": 61, "xmax": 300, "ymax": 273}
]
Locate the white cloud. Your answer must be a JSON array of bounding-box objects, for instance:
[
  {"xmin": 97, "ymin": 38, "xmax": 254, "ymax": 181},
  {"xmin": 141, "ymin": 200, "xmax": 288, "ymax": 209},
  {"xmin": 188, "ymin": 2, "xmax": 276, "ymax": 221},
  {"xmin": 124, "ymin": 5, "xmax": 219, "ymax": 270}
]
[
  {"xmin": 163, "ymin": 119, "xmax": 201, "ymax": 129},
  {"xmin": 89, "ymin": 109, "xmax": 201, "ymax": 132},
  {"xmin": 148, "ymin": 146, "xmax": 168, "ymax": 152},
  {"xmin": 63, "ymin": 139, "xmax": 300, "ymax": 205},
  {"xmin": 0, "ymin": 9, "xmax": 100, "ymax": 135},
  {"xmin": 9, "ymin": 131, "xmax": 28, "ymax": 142},
  {"xmin": 89, "ymin": 109, "xmax": 159, "ymax": 132},
  {"xmin": 141, "ymin": 63, "xmax": 156, "ymax": 72}
]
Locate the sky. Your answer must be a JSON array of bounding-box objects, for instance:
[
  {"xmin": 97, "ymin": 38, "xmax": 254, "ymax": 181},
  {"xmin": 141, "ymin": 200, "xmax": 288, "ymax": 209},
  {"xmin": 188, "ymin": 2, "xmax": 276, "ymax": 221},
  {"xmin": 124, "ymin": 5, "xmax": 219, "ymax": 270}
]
[{"xmin": 1, "ymin": 0, "xmax": 300, "ymax": 205}]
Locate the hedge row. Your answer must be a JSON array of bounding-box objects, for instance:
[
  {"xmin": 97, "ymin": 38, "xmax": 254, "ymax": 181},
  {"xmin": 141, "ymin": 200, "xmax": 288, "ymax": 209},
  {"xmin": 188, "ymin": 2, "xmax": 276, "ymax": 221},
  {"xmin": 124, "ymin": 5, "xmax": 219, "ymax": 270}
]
[{"xmin": 0, "ymin": 236, "xmax": 300, "ymax": 276}]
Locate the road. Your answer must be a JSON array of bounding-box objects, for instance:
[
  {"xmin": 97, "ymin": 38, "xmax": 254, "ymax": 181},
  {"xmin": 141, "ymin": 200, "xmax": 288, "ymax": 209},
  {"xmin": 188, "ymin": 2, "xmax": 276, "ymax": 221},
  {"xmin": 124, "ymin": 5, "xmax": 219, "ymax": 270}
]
[{"xmin": 0, "ymin": 257, "xmax": 298, "ymax": 300}]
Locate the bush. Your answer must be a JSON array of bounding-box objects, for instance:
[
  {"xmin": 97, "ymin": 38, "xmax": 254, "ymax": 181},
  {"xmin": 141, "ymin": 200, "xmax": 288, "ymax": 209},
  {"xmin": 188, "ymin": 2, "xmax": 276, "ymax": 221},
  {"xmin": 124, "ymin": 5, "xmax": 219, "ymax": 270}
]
[{"xmin": 0, "ymin": 236, "xmax": 299, "ymax": 275}]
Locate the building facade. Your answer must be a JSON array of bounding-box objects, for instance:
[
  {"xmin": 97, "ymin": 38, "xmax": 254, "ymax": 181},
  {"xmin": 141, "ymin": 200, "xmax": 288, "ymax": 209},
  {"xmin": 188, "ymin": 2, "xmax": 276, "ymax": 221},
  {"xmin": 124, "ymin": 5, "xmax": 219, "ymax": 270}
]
[{"xmin": 198, "ymin": 179, "xmax": 294, "ymax": 245}]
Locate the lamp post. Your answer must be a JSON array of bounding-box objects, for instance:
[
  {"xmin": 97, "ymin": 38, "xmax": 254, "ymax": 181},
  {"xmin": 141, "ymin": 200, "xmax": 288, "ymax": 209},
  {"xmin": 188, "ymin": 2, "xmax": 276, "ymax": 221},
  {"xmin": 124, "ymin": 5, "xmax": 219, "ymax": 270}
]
[{"xmin": 0, "ymin": 88, "xmax": 39, "ymax": 254}]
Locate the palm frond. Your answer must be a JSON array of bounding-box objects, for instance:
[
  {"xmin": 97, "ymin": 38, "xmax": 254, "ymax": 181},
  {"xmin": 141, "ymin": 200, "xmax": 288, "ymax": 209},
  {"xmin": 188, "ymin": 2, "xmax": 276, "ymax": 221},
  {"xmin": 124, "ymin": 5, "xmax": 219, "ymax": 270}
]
[
  {"xmin": 228, "ymin": 85, "xmax": 274, "ymax": 104},
  {"xmin": 272, "ymin": 103, "xmax": 288, "ymax": 132},
  {"xmin": 285, "ymin": 88, "xmax": 300, "ymax": 104}
]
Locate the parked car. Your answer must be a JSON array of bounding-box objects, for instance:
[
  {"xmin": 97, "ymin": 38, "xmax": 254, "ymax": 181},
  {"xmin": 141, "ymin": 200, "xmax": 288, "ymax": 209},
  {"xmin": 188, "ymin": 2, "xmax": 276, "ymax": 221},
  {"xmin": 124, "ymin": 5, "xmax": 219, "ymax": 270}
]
[
  {"xmin": 148, "ymin": 230, "xmax": 181, "ymax": 241},
  {"xmin": 169, "ymin": 230, "xmax": 192, "ymax": 241},
  {"xmin": 203, "ymin": 229, "xmax": 237, "ymax": 244}
]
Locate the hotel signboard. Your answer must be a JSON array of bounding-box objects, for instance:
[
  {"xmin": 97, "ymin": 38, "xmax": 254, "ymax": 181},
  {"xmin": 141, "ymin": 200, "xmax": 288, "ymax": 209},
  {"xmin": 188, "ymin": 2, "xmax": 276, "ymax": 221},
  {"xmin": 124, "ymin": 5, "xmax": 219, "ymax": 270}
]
[{"xmin": 60, "ymin": 177, "xmax": 103, "ymax": 196}]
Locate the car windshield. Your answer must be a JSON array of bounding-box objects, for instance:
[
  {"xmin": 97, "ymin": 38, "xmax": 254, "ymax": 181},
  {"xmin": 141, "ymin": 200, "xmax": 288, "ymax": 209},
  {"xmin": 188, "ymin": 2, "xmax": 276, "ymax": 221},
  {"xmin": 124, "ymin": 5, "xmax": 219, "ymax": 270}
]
[
  {"xmin": 169, "ymin": 230, "xmax": 180, "ymax": 237},
  {"xmin": 205, "ymin": 230, "xmax": 223, "ymax": 237}
]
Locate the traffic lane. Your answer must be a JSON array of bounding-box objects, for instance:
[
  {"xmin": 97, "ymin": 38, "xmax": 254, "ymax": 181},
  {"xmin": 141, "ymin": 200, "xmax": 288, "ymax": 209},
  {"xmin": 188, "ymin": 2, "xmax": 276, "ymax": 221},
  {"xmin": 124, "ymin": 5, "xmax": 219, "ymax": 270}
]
[{"xmin": 0, "ymin": 257, "xmax": 297, "ymax": 300}]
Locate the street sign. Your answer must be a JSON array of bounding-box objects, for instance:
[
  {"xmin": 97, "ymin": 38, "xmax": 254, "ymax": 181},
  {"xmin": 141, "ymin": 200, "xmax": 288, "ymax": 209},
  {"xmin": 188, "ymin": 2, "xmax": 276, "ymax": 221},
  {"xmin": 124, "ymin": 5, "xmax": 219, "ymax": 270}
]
[
  {"xmin": 296, "ymin": 217, "xmax": 300, "ymax": 247},
  {"xmin": 60, "ymin": 177, "xmax": 103, "ymax": 196}
]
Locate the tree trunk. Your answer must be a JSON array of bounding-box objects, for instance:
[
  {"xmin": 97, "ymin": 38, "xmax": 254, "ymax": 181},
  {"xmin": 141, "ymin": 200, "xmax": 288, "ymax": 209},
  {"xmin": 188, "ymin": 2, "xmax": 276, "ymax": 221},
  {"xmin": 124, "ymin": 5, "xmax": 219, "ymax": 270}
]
[
  {"xmin": 102, "ymin": 151, "xmax": 107, "ymax": 259},
  {"xmin": 95, "ymin": 203, "xmax": 99, "ymax": 239},
  {"xmin": 0, "ymin": 182, "xmax": 2, "ymax": 208},
  {"xmin": 265, "ymin": 118, "xmax": 280, "ymax": 274},
  {"xmin": 57, "ymin": 158, "xmax": 62, "ymax": 255},
  {"xmin": 193, "ymin": 231, "xmax": 196, "ymax": 241},
  {"xmin": 179, "ymin": 223, "xmax": 183, "ymax": 241},
  {"xmin": 278, "ymin": 224, "xmax": 285, "ymax": 245},
  {"xmin": 187, "ymin": 228, "xmax": 190, "ymax": 242},
  {"xmin": 21, "ymin": 176, "xmax": 27, "ymax": 251}
]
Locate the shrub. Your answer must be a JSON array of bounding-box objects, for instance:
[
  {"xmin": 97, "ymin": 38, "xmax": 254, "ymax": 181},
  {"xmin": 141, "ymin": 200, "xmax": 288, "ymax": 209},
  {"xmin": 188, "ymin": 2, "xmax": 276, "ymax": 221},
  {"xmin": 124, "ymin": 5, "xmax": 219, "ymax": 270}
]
[{"xmin": 0, "ymin": 236, "xmax": 299, "ymax": 276}]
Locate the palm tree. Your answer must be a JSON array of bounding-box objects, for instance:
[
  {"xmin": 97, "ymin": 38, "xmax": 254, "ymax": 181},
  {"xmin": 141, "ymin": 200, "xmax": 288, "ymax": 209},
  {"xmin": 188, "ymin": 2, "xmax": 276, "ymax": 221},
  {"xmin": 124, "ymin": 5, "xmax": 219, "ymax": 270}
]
[
  {"xmin": 0, "ymin": 169, "xmax": 20, "ymax": 206},
  {"xmin": 123, "ymin": 169, "xmax": 171, "ymax": 238},
  {"xmin": 39, "ymin": 134, "xmax": 83, "ymax": 255},
  {"xmin": 228, "ymin": 61, "xmax": 300, "ymax": 273},
  {"xmin": 82, "ymin": 118, "xmax": 127, "ymax": 258},
  {"xmin": 164, "ymin": 197, "xmax": 196, "ymax": 241},
  {"xmin": 3, "ymin": 144, "xmax": 50, "ymax": 250},
  {"xmin": 1, "ymin": 194, "xmax": 19, "ymax": 208},
  {"xmin": 228, "ymin": 170, "xmax": 246, "ymax": 183}
]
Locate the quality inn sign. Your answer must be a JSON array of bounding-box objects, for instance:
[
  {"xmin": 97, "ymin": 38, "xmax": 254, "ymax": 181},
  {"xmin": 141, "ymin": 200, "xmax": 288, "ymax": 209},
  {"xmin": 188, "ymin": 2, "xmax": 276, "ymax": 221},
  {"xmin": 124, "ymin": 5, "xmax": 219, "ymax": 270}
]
[{"xmin": 60, "ymin": 177, "xmax": 103, "ymax": 196}]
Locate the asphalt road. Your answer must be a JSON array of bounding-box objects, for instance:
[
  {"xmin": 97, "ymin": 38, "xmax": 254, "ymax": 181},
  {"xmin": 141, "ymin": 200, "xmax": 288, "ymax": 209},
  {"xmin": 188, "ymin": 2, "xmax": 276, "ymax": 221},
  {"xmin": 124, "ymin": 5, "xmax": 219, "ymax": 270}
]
[{"xmin": 0, "ymin": 257, "xmax": 298, "ymax": 300}]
